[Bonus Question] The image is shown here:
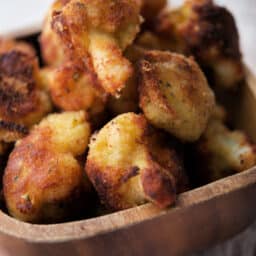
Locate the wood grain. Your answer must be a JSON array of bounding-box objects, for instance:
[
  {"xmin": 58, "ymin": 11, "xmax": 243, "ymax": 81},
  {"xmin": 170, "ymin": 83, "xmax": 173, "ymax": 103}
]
[
  {"xmin": 0, "ymin": 1, "xmax": 255, "ymax": 255},
  {"xmin": 0, "ymin": 69, "xmax": 255, "ymax": 255},
  {"xmin": 0, "ymin": 167, "xmax": 255, "ymax": 255}
]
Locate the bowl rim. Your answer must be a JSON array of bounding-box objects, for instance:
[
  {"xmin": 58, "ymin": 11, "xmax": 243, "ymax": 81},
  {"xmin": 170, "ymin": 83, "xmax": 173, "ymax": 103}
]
[{"xmin": 0, "ymin": 167, "xmax": 255, "ymax": 243}]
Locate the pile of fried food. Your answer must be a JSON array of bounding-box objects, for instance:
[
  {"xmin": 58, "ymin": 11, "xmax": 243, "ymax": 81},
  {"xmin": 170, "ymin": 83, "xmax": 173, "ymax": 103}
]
[{"xmin": 0, "ymin": 0, "xmax": 255, "ymax": 224}]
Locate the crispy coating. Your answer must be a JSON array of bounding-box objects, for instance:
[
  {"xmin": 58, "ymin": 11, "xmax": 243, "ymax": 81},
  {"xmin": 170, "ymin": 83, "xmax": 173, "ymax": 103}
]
[
  {"xmin": 154, "ymin": 0, "xmax": 244, "ymax": 89},
  {"xmin": 86, "ymin": 113, "xmax": 186, "ymax": 210},
  {"xmin": 195, "ymin": 114, "xmax": 256, "ymax": 182},
  {"xmin": 40, "ymin": 0, "xmax": 70, "ymax": 66},
  {"xmin": 46, "ymin": 60, "xmax": 107, "ymax": 117},
  {"xmin": 0, "ymin": 121, "xmax": 28, "ymax": 143},
  {"xmin": 139, "ymin": 50, "xmax": 215, "ymax": 142},
  {"xmin": 0, "ymin": 47, "xmax": 52, "ymax": 142},
  {"xmin": 107, "ymin": 46, "xmax": 146, "ymax": 115},
  {"xmin": 51, "ymin": 0, "xmax": 141, "ymax": 96},
  {"xmin": 3, "ymin": 111, "xmax": 91, "ymax": 223}
]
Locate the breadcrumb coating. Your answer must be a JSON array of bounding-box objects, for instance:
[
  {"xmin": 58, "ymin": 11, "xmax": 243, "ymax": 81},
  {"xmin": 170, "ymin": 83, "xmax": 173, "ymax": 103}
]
[
  {"xmin": 3, "ymin": 111, "xmax": 91, "ymax": 223},
  {"xmin": 0, "ymin": 41, "xmax": 52, "ymax": 142},
  {"xmin": 86, "ymin": 113, "xmax": 186, "ymax": 210},
  {"xmin": 51, "ymin": 0, "xmax": 141, "ymax": 96},
  {"xmin": 154, "ymin": 0, "xmax": 244, "ymax": 89},
  {"xmin": 195, "ymin": 105, "xmax": 256, "ymax": 182},
  {"xmin": 139, "ymin": 50, "xmax": 215, "ymax": 142}
]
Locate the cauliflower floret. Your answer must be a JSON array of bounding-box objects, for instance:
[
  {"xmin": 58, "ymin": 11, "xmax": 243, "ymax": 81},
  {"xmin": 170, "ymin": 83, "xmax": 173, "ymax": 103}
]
[
  {"xmin": 51, "ymin": 0, "xmax": 141, "ymax": 96},
  {"xmin": 0, "ymin": 121, "xmax": 28, "ymax": 143},
  {"xmin": 3, "ymin": 111, "xmax": 91, "ymax": 223},
  {"xmin": 139, "ymin": 50, "xmax": 215, "ymax": 142},
  {"xmin": 107, "ymin": 45, "xmax": 146, "ymax": 116},
  {"xmin": 86, "ymin": 113, "xmax": 187, "ymax": 210},
  {"xmin": 45, "ymin": 60, "xmax": 107, "ymax": 119},
  {"xmin": 154, "ymin": 0, "xmax": 244, "ymax": 89},
  {"xmin": 0, "ymin": 46, "xmax": 52, "ymax": 142},
  {"xmin": 195, "ymin": 106, "xmax": 256, "ymax": 182},
  {"xmin": 40, "ymin": 0, "xmax": 70, "ymax": 66}
]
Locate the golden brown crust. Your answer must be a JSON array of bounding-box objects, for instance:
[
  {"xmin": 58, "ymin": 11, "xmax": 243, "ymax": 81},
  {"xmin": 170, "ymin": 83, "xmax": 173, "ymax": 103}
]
[
  {"xmin": 107, "ymin": 45, "xmax": 145, "ymax": 115},
  {"xmin": 3, "ymin": 111, "xmax": 91, "ymax": 223},
  {"xmin": 0, "ymin": 51, "xmax": 38, "ymax": 120},
  {"xmin": 40, "ymin": 0, "xmax": 70, "ymax": 66},
  {"xmin": 194, "ymin": 117, "xmax": 256, "ymax": 183},
  {"xmin": 139, "ymin": 50, "xmax": 215, "ymax": 142},
  {"xmin": 0, "ymin": 46, "xmax": 52, "ymax": 143},
  {"xmin": 50, "ymin": 0, "xmax": 141, "ymax": 96},
  {"xmin": 0, "ymin": 121, "xmax": 28, "ymax": 142},
  {"xmin": 48, "ymin": 60, "xmax": 107, "ymax": 115},
  {"xmin": 154, "ymin": 0, "xmax": 244, "ymax": 88},
  {"xmin": 86, "ymin": 113, "xmax": 186, "ymax": 210},
  {"xmin": 141, "ymin": 166, "xmax": 176, "ymax": 208}
]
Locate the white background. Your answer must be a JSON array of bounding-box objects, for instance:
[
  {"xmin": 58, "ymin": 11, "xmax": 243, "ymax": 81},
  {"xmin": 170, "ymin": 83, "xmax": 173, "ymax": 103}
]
[
  {"xmin": 0, "ymin": 1, "xmax": 255, "ymax": 256},
  {"xmin": 0, "ymin": 0, "xmax": 53, "ymax": 37},
  {"xmin": 0, "ymin": 0, "xmax": 254, "ymax": 71}
]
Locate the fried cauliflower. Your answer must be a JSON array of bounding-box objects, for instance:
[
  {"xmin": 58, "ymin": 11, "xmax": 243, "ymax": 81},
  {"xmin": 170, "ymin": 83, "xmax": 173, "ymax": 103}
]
[
  {"xmin": 40, "ymin": 0, "xmax": 70, "ymax": 66},
  {"xmin": 107, "ymin": 46, "xmax": 146, "ymax": 115},
  {"xmin": 154, "ymin": 0, "xmax": 244, "ymax": 89},
  {"xmin": 0, "ymin": 45, "xmax": 52, "ymax": 143},
  {"xmin": 3, "ymin": 111, "xmax": 91, "ymax": 223},
  {"xmin": 139, "ymin": 50, "xmax": 215, "ymax": 142},
  {"xmin": 195, "ymin": 106, "xmax": 256, "ymax": 182},
  {"xmin": 45, "ymin": 60, "xmax": 107, "ymax": 118},
  {"xmin": 51, "ymin": 0, "xmax": 141, "ymax": 96},
  {"xmin": 86, "ymin": 113, "xmax": 187, "ymax": 210}
]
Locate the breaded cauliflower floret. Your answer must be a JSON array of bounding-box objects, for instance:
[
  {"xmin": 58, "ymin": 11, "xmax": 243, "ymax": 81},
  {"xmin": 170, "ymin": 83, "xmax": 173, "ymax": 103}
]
[
  {"xmin": 40, "ymin": 0, "xmax": 70, "ymax": 66},
  {"xmin": 0, "ymin": 47, "xmax": 52, "ymax": 142},
  {"xmin": 52, "ymin": 0, "xmax": 141, "ymax": 96},
  {"xmin": 107, "ymin": 46, "xmax": 146, "ymax": 115},
  {"xmin": 45, "ymin": 60, "xmax": 107, "ymax": 117},
  {"xmin": 107, "ymin": 76, "xmax": 139, "ymax": 116},
  {"xmin": 195, "ymin": 106, "xmax": 256, "ymax": 182},
  {"xmin": 139, "ymin": 50, "xmax": 215, "ymax": 142},
  {"xmin": 154, "ymin": 0, "xmax": 244, "ymax": 89},
  {"xmin": 0, "ymin": 121, "xmax": 28, "ymax": 143},
  {"xmin": 86, "ymin": 113, "xmax": 187, "ymax": 210},
  {"xmin": 3, "ymin": 111, "xmax": 91, "ymax": 223}
]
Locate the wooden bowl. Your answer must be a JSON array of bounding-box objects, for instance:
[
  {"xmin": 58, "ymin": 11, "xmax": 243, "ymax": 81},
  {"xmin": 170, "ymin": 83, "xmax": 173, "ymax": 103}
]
[{"xmin": 0, "ymin": 68, "xmax": 255, "ymax": 256}]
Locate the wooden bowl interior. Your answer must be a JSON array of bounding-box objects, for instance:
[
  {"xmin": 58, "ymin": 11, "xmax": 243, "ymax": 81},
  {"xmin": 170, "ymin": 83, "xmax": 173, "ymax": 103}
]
[{"xmin": 0, "ymin": 69, "xmax": 255, "ymax": 245}]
